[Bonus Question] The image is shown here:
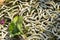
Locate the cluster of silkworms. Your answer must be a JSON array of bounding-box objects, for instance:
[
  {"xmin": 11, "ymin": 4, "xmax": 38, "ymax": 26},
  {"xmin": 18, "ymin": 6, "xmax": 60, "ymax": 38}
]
[{"xmin": 0, "ymin": 0, "xmax": 60, "ymax": 40}]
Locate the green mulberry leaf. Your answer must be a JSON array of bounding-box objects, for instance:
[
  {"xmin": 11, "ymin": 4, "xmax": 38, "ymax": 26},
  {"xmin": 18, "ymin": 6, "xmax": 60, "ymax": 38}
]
[
  {"xmin": 17, "ymin": 24, "xmax": 23, "ymax": 34},
  {"xmin": 13, "ymin": 16, "xmax": 18, "ymax": 23},
  {"xmin": 8, "ymin": 22, "xmax": 15, "ymax": 33},
  {"xmin": 18, "ymin": 16, "xmax": 23, "ymax": 24}
]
